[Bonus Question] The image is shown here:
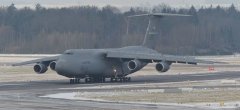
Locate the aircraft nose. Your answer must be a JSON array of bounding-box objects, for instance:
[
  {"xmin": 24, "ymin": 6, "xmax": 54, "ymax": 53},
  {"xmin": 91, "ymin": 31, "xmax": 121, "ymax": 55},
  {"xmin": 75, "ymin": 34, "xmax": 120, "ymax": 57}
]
[
  {"xmin": 54, "ymin": 58, "xmax": 81, "ymax": 77},
  {"xmin": 55, "ymin": 59, "xmax": 66, "ymax": 73}
]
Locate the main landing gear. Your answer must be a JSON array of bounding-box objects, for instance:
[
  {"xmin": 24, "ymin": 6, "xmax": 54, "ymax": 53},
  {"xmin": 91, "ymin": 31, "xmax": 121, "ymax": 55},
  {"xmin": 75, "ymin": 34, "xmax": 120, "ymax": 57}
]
[
  {"xmin": 85, "ymin": 77, "xmax": 106, "ymax": 83},
  {"xmin": 110, "ymin": 77, "xmax": 131, "ymax": 82},
  {"xmin": 70, "ymin": 78, "xmax": 80, "ymax": 84},
  {"xmin": 69, "ymin": 77, "xmax": 131, "ymax": 84},
  {"xmin": 69, "ymin": 77, "xmax": 106, "ymax": 84}
]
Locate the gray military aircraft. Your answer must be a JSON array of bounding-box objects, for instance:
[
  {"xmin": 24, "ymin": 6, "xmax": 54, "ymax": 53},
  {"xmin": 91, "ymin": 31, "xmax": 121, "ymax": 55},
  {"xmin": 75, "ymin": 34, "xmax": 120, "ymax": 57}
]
[{"xmin": 13, "ymin": 13, "xmax": 215, "ymax": 84}]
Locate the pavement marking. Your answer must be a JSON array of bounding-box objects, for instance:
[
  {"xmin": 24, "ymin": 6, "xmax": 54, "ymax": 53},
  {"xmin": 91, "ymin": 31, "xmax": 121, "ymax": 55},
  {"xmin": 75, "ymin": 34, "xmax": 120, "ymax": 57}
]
[{"xmin": 0, "ymin": 83, "xmax": 25, "ymax": 87}]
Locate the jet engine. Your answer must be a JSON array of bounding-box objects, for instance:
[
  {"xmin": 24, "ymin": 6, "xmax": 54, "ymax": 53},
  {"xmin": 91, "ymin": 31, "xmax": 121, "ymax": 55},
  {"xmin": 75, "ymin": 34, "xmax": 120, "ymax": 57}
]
[
  {"xmin": 155, "ymin": 62, "xmax": 171, "ymax": 72},
  {"xmin": 34, "ymin": 63, "xmax": 48, "ymax": 74},
  {"xmin": 49, "ymin": 61, "xmax": 56, "ymax": 71},
  {"xmin": 127, "ymin": 59, "xmax": 142, "ymax": 71}
]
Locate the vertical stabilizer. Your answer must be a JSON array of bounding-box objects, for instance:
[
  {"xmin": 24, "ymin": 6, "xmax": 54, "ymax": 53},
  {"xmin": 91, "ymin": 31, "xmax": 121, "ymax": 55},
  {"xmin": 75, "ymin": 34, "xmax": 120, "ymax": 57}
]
[
  {"xmin": 128, "ymin": 13, "xmax": 191, "ymax": 49},
  {"xmin": 142, "ymin": 16, "xmax": 159, "ymax": 49}
]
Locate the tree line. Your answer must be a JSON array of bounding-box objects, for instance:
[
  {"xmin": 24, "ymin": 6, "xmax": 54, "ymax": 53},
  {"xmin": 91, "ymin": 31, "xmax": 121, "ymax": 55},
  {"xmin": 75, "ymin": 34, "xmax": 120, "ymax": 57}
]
[{"xmin": 0, "ymin": 4, "xmax": 239, "ymax": 55}]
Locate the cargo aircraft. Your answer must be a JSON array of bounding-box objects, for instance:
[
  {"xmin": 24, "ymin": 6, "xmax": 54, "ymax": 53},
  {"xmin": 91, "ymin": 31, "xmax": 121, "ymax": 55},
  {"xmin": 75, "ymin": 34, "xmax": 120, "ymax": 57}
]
[{"xmin": 13, "ymin": 13, "xmax": 215, "ymax": 84}]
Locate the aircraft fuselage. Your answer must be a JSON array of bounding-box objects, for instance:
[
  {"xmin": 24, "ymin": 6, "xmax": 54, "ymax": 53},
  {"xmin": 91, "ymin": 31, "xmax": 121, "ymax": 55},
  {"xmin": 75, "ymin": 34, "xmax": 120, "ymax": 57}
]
[{"xmin": 54, "ymin": 46, "xmax": 152, "ymax": 78}]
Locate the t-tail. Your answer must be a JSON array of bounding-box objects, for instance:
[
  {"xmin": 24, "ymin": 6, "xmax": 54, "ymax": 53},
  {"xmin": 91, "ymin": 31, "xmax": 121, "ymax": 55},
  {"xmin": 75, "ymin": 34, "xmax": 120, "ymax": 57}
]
[{"xmin": 128, "ymin": 13, "xmax": 191, "ymax": 49}]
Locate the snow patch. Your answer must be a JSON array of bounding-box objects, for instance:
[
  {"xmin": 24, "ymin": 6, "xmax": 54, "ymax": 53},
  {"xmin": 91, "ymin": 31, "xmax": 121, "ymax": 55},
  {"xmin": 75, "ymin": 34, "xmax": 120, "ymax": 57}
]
[{"xmin": 41, "ymin": 92, "xmax": 240, "ymax": 109}]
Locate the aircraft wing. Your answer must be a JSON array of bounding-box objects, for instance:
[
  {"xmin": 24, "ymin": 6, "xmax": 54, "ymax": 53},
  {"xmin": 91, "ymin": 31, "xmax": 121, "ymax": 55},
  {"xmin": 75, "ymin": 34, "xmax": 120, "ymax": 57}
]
[
  {"xmin": 12, "ymin": 56, "xmax": 59, "ymax": 66},
  {"xmin": 106, "ymin": 51, "xmax": 214, "ymax": 64}
]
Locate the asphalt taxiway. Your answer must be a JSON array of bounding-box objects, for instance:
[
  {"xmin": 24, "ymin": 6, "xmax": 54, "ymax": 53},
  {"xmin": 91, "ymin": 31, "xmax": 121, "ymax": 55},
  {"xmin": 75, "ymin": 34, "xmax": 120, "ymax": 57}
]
[{"xmin": 0, "ymin": 71, "xmax": 240, "ymax": 110}]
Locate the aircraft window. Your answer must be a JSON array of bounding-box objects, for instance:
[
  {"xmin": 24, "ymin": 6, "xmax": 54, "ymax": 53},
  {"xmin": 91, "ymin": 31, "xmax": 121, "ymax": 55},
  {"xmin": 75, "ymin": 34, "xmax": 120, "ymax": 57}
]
[
  {"xmin": 65, "ymin": 52, "xmax": 73, "ymax": 55},
  {"xmin": 64, "ymin": 51, "xmax": 74, "ymax": 55}
]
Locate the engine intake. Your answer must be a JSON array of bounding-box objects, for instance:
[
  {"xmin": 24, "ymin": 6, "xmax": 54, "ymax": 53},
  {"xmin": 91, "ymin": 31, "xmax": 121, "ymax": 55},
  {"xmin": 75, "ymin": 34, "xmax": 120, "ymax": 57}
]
[
  {"xmin": 127, "ymin": 59, "xmax": 142, "ymax": 71},
  {"xmin": 34, "ymin": 63, "xmax": 48, "ymax": 74},
  {"xmin": 49, "ymin": 61, "xmax": 56, "ymax": 71},
  {"xmin": 156, "ymin": 62, "xmax": 171, "ymax": 72}
]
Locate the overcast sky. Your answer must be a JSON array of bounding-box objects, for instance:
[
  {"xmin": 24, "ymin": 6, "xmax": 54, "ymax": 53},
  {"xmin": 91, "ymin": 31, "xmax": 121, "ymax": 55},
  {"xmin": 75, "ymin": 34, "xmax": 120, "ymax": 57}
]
[{"xmin": 1, "ymin": 0, "xmax": 239, "ymax": 10}]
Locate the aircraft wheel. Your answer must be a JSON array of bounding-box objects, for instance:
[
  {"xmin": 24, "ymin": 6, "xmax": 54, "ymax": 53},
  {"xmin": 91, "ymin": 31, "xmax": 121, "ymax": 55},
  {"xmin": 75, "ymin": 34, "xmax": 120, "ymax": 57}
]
[
  {"xmin": 122, "ymin": 77, "xmax": 131, "ymax": 82},
  {"xmin": 123, "ymin": 77, "xmax": 127, "ymax": 82},
  {"xmin": 70, "ymin": 78, "xmax": 76, "ymax": 84},
  {"xmin": 117, "ymin": 78, "xmax": 121, "ymax": 82},
  {"xmin": 70, "ymin": 78, "xmax": 80, "ymax": 84},
  {"xmin": 94, "ymin": 77, "xmax": 102, "ymax": 83},
  {"xmin": 88, "ymin": 77, "xmax": 94, "ymax": 83},
  {"xmin": 111, "ymin": 78, "xmax": 115, "ymax": 82},
  {"xmin": 75, "ymin": 78, "xmax": 80, "ymax": 84},
  {"xmin": 74, "ymin": 79, "xmax": 77, "ymax": 83},
  {"xmin": 70, "ymin": 79, "xmax": 73, "ymax": 84},
  {"xmin": 103, "ymin": 77, "xmax": 106, "ymax": 82},
  {"xmin": 100, "ymin": 77, "xmax": 105, "ymax": 83},
  {"xmin": 128, "ymin": 77, "xmax": 131, "ymax": 82},
  {"xmin": 85, "ymin": 78, "xmax": 90, "ymax": 83},
  {"xmin": 93, "ymin": 78, "xmax": 98, "ymax": 83},
  {"xmin": 114, "ymin": 78, "xmax": 118, "ymax": 82},
  {"xmin": 99, "ymin": 77, "xmax": 104, "ymax": 83},
  {"xmin": 111, "ymin": 78, "xmax": 117, "ymax": 82},
  {"xmin": 119, "ymin": 78, "xmax": 123, "ymax": 82}
]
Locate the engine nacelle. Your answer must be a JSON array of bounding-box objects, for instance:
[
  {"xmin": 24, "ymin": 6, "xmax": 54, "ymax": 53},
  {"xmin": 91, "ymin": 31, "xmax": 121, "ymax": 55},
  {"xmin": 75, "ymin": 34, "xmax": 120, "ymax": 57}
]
[
  {"xmin": 49, "ymin": 61, "xmax": 56, "ymax": 71},
  {"xmin": 34, "ymin": 63, "xmax": 48, "ymax": 74},
  {"xmin": 155, "ymin": 62, "xmax": 171, "ymax": 72},
  {"xmin": 127, "ymin": 59, "xmax": 142, "ymax": 71}
]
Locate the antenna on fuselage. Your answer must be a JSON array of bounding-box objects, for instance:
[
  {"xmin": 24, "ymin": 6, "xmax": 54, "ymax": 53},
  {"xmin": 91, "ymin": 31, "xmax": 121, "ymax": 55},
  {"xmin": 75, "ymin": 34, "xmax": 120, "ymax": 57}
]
[{"xmin": 127, "ymin": 13, "xmax": 191, "ymax": 49}]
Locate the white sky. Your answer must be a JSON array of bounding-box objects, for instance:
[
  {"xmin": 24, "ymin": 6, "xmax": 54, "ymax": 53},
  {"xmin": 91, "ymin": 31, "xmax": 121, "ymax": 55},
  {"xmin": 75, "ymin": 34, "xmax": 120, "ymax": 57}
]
[{"xmin": 0, "ymin": 0, "xmax": 239, "ymax": 10}]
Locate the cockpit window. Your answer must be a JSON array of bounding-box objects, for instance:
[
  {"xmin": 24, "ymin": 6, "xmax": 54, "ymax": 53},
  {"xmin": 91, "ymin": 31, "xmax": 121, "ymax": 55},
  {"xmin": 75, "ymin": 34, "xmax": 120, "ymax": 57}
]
[
  {"xmin": 65, "ymin": 52, "xmax": 73, "ymax": 55},
  {"xmin": 64, "ymin": 50, "xmax": 74, "ymax": 55}
]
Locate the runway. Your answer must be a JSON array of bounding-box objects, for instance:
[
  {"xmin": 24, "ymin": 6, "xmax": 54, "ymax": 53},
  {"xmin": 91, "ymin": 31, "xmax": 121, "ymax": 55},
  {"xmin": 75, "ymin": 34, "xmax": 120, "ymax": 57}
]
[{"xmin": 0, "ymin": 71, "xmax": 240, "ymax": 110}]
